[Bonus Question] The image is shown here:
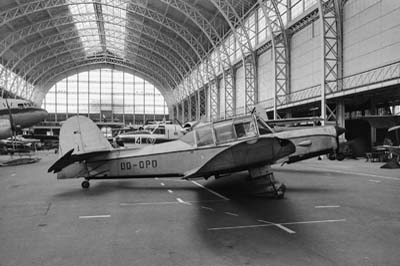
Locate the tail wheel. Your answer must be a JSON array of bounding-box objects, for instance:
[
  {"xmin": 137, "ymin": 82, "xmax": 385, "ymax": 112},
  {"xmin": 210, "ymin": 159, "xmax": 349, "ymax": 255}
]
[
  {"xmin": 328, "ymin": 152, "xmax": 336, "ymax": 160},
  {"xmin": 81, "ymin": 180, "xmax": 90, "ymax": 189},
  {"xmin": 336, "ymin": 153, "xmax": 345, "ymax": 161}
]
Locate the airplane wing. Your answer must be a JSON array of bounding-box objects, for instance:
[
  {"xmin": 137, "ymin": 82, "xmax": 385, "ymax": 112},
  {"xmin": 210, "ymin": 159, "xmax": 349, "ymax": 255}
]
[{"xmin": 183, "ymin": 137, "xmax": 294, "ymax": 179}]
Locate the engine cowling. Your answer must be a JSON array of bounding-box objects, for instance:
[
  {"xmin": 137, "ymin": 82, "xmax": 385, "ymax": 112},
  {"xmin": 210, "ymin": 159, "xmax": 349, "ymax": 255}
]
[{"xmin": 0, "ymin": 119, "xmax": 12, "ymax": 139}]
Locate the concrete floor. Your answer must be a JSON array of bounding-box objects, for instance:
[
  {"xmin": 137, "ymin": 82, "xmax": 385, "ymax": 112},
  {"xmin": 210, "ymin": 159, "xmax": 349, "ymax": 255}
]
[{"xmin": 1, "ymin": 152, "xmax": 399, "ymax": 266}]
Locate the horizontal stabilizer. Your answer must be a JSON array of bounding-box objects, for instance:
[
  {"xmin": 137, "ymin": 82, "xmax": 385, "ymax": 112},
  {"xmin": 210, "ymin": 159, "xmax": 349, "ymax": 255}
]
[{"xmin": 48, "ymin": 148, "xmax": 110, "ymax": 173}]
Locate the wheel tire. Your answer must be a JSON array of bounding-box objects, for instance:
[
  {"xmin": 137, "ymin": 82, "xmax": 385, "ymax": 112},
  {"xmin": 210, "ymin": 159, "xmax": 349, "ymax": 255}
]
[
  {"xmin": 336, "ymin": 153, "xmax": 345, "ymax": 161},
  {"xmin": 81, "ymin": 180, "xmax": 90, "ymax": 189},
  {"xmin": 328, "ymin": 152, "xmax": 336, "ymax": 160},
  {"xmin": 276, "ymin": 184, "xmax": 286, "ymax": 199}
]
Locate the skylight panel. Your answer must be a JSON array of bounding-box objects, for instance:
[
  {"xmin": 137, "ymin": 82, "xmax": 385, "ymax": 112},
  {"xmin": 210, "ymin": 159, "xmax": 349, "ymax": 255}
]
[
  {"xmin": 67, "ymin": 0, "xmax": 102, "ymax": 55},
  {"xmin": 102, "ymin": 0, "xmax": 127, "ymax": 57}
]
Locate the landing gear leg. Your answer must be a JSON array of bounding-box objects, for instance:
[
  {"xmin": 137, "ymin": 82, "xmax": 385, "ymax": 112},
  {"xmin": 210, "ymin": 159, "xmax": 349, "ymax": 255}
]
[
  {"xmin": 265, "ymin": 172, "xmax": 286, "ymax": 199},
  {"xmin": 81, "ymin": 180, "xmax": 90, "ymax": 189},
  {"xmin": 248, "ymin": 166, "xmax": 286, "ymax": 199}
]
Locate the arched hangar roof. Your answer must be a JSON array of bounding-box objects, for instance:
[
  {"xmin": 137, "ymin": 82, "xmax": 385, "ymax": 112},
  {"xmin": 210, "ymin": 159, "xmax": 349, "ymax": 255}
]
[{"xmin": 0, "ymin": 0, "xmax": 258, "ymax": 103}]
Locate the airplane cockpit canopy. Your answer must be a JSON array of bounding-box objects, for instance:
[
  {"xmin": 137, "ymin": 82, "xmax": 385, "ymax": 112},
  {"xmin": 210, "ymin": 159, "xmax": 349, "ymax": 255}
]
[
  {"xmin": 179, "ymin": 115, "xmax": 274, "ymax": 147},
  {"xmin": 144, "ymin": 125, "xmax": 166, "ymax": 135}
]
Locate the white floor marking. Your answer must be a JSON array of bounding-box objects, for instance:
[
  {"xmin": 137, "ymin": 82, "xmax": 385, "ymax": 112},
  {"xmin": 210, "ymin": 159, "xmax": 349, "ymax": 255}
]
[
  {"xmin": 191, "ymin": 181, "xmax": 230, "ymax": 201},
  {"xmin": 315, "ymin": 205, "xmax": 340, "ymax": 208},
  {"xmin": 120, "ymin": 199, "xmax": 227, "ymax": 206},
  {"xmin": 201, "ymin": 206, "xmax": 215, "ymax": 211},
  {"xmin": 155, "ymin": 177, "xmax": 159, "ymax": 180},
  {"xmin": 168, "ymin": 189, "xmax": 173, "ymax": 194},
  {"xmin": 160, "ymin": 182, "xmax": 165, "ymax": 186},
  {"xmin": 121, "ymin": 201, "xmax": 179, "ymax": 206},
  {"xmin": 11, "ymin": 173, "xmax": 16, "ymax": 177},
  {"xmin": 224, "ymin": 212, "xmax": 239, "ymax": 217},
  {"xmin": 257, "ymin": 219, "xmax": 296, "ymax": 234},
  {"xmin": 79, "ymin": 215, "xmax": 111, "ymax": 219},
  {"xmin": 369, "ymin": 179, "xmax": 381, "ymax": 183},
  {"xmin": 208, "ymin": 219, "xmax": 346, "ymax": 231},
  {"xmin": 176, "ymin": 198, "xmax": 192, "ymax": 205},
  {"xmin": 303, "ymin": 166, "xmax": 400, "ymax": 181}
]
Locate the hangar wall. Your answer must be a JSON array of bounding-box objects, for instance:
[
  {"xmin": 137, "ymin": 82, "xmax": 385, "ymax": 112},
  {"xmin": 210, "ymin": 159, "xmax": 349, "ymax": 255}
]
[
  {"xmin": 290, "ymin": 20, "xmax": 321, "ymax": 92},
  {"xmin": 219, "ymin": 78, "xmax": 225, "ymax": 117},
  {"xmin": 343, "ymin": 0, "xmax": 400, "ymax": 76},
  {"xmin": 257, "ymin": 49, "xmax": 273, "ymax": 103},
  {"xmin": 235, "ymin": 66, "xmax": 245, "ymax": 113},
  {"xmin": 177, "ymin": 1, "xmax": 400, "ymax": 123}
]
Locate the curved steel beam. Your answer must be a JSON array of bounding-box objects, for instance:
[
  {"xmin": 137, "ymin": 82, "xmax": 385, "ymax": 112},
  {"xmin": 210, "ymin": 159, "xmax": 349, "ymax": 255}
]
[
  {"xmin": 0, "ymin": 0, "xmax": 209, "ymax": 61},
  {"xmin": 3, "ymin": 17, "xmax": 191, "ymax": 79},
  {"xmin": 32, "ymin": 46, "xmax": 179, "ymax": 90},
  {"xmin": 209, "ymin": 0, "xmax": 258, "ymax": 116},
  {"xmin": 258, "ymin": 0, "xmax": 290, "ymax": 119},
  {"xmin": 0, "ymin": 13, "xmax": 196, "ymax": 70},
  {"xmin": 160, "ymin": 0, "xmax": 234, "ymax": 120},
  {"xmin": 7, "ymin": 30, "xmax": 185, "ymax": 89},
  {"xmin": 0, "ymin": 0, "xmax": 209, "ymax": 98}
]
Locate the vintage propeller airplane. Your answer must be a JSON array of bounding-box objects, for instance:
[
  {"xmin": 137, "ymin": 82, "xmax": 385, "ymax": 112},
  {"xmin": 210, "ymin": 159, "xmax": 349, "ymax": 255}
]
[{"xmin": 48, "ymin": 110, "xmax": 344, "ymax": 198}]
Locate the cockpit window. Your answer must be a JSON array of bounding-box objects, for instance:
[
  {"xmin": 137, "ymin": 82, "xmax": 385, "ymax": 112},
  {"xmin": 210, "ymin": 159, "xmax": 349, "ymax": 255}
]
[
  {"xmin": 153, "ymin": 126, "xmax": 165, "ymax": 135},
  {"xmin": 257, "ymin": 118, "xmax": 273, "ymax": 135},
  {"xmin": 233, "ymin": 118, "xmax": 258, "ymax": 139},
  {"xmin": 180, "ymin": 131, "xmax": 195, "ymax": 145},
  {"xmin": 195, "ymin": 125, "xmax": 214, "ymax": 147},
  {"xmin": 214, "ymin": 121, "xmax": 236, "ymax": 144}
]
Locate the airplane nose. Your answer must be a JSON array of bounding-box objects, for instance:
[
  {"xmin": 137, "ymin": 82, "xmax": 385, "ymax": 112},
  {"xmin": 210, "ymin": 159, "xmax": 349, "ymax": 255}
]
[
  {"xmin": 335, "ymin": 126, "xmax": 346, "ymax": 137},
  {"xmin": 278, "ymin": 138, "xmax": 292, "ymax": 147},
  {"xmin": 277, "ymin": 138, "xmax": 296, "ymax": 155}
]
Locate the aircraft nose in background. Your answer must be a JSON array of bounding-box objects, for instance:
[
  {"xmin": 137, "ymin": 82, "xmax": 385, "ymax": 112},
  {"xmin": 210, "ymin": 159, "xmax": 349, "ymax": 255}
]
[
  {"xmin": 40, "ymin": 108, "xmax": 49, "ymax": 120},
  {"xmin": 32, "ymin": 108, "xmax": 48, "ymax": 124}
]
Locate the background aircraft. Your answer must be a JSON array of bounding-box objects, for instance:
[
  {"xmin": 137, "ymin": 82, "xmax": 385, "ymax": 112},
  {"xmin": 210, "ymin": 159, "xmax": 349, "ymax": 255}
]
[
  {"xmin": 0, "ymin": 98, "xmax": 48, "ymax": 139},
  {"xmin": 115, "ymin": 122, "xmax": 184, "ymax": 148}
]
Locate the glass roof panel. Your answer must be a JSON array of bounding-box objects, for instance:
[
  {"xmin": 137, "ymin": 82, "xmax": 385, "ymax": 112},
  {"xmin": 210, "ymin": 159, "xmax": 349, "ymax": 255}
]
[
  {"xmin": 67, "ymin": 0, "xmax": 102, "ymax": 55},
  {"xmin": 102, "ymin": 0, "xmax": 127, "ymax": 57}
]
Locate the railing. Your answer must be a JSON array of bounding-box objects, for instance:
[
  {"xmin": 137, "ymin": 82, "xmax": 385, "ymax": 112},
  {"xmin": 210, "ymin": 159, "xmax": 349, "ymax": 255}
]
[
  {"xmin": 221, "ymin": 60, "xmax": 400, "ymax": 118},
  {"xmin": 342, "ymin": 61, "xmax": 400, "ymax": 91}
]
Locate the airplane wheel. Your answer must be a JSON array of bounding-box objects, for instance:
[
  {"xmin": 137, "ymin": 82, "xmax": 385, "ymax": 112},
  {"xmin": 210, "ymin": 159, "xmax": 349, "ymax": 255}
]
[
  {"xmin": 81, "ymin": 180, "xmax": 90, "ymax": 189},
  {"xmin": 336, "ymin": 153, "xmax": 345, "ymax": 161},
  {"xmin": 328, "ymin": 152, "xmax": 336, "ymax": 160},
  {"xmin": 275, "ymin": 183, "xmax": 286, "ymax": 199}
]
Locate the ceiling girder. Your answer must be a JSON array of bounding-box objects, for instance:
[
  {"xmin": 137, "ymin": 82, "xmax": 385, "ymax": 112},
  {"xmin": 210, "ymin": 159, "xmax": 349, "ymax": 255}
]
[
  {"xmin": 31, "ymin": 45, "xmax": 179, "ymax": 89},
  {"xmin": 7, "ymin": 28, "xmax": 187, "ymax": 86},
  {"xmin": 0, "ymin": 0, "xmax": 210, "ymax": 60},
  {"xmin": 38, "ymin": 56, "xmax": 174, "ymax": 96}
]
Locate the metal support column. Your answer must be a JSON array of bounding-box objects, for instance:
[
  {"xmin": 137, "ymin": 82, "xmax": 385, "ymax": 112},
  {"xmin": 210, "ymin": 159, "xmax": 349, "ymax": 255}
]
[{"xmin": 318, "ymin": 0, "xmax": 341, "ymax": 124}]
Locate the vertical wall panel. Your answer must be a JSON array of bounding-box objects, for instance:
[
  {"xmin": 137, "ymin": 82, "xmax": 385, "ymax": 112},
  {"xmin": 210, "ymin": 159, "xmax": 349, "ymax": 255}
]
[
  {"xmin": 290, "ymin": 21, "xmax": 321, "ymax": 92},
  {"xmin": 235, "ymin": 66, "xmax": 245, "ymax": 113},
  {"xmin": 257, "ymin": 49, "xmax": 273, "ymax": 102},
  {"xmin": 219, "ymin": 78, "xmax": 225, "ymax": 118},
  {"xmin": 343, "ymin": 0, "xmax": 400, "ymax": 76}
]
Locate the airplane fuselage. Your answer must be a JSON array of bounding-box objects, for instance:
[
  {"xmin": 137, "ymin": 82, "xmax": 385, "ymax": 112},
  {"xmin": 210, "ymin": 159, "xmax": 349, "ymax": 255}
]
[
  {"xmin": 0, "ymin": 98, "xmax": 48, "ymax": 128},
  {"xmin": 57, "ymin": 136, "xmax": 295, "ymax": 180}
]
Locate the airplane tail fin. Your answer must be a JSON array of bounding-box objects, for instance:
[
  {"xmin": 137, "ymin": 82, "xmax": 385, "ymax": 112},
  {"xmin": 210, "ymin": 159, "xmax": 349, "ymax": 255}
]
[{"xmin": 58, "ymin": 115, "xmax": 113, "ymax": 157}]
